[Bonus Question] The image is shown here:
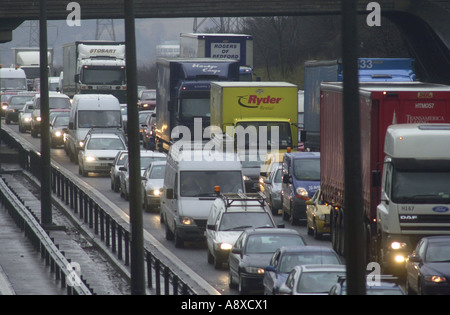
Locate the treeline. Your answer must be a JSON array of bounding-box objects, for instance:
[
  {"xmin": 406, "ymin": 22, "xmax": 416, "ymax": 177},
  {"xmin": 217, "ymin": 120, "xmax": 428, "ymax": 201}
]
[{"xmin": 139, "ymin": 15, "xmax": 411, "ymax": 89}]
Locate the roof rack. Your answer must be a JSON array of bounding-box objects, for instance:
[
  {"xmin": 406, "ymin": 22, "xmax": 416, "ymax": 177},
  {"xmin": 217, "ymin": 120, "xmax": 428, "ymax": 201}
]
[{"xmin": 217, "ymin": 191, "xmax": 267, "ymax": 210}]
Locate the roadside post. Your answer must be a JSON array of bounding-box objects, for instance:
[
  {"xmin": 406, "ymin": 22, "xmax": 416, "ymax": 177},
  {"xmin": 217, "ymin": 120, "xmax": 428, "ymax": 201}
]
[
  {"xmin": 40, "ymin": 0, "xmax": 53, "ymax": 227},
  {"xmin": 124, "ymin": 0, "xmax": 146, "ymax": 295},
  {"xmin": 342, "ymin": 0, "xmax": 366, "ymax": 295}
]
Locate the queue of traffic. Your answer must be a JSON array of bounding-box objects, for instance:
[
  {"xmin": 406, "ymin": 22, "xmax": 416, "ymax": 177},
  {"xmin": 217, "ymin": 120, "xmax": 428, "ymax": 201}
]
[{"xmin": 3, "ymin": 60, "xmax": 450, "ymax": 296}]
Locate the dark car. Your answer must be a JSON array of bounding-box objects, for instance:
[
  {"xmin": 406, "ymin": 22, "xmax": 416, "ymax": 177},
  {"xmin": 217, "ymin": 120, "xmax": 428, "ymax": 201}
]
[
  {"xmin": 138, "ymin": 89, "xmax": 156, "ymax": 111},
  {"xmin": 139, "ymin": 110, "xmax": 154, "ymax": 140},
  {"xmin": 228, "ymin": 228, "xmax": 306, "ymax": 294},
  {"xmin": 263, "ymin": 245, "xmax": 342, "ymax": 295},
  {"xmin": 4, "ymin": 93, "xmax": 35, "ymax": 124},
  {"xmin": 142, "ymin": 112, "xmax": 156, "ymax": 150},
  {"xmin": 329, "ymin": 275, "xmax": 405, "ymax": 295},
  {"xmin": 405, "ymin": 235, "xmax": 450, "ymax": 295},
  {"xmin": 50, "ymin": 113, "xmax": 70, "ymax": 148}
]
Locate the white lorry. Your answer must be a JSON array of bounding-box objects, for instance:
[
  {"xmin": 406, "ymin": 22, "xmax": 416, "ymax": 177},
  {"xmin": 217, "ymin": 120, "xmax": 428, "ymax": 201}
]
[
  {"xmin": 12, "ymin": 47, "xmax": 53, "ymax": 90},
  {"xmin": 376, "ymin": 124, "xmax": 450, "ymax": 273},
  {"xmin": 62, "ymin": 41, "xmax": 127, "ymax": 103}
]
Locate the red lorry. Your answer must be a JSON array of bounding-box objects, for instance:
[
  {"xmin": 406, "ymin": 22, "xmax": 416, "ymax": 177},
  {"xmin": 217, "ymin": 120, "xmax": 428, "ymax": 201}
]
[{"xmin": 320, "ymin": 81, "xmax": 450, "ymax": 263}]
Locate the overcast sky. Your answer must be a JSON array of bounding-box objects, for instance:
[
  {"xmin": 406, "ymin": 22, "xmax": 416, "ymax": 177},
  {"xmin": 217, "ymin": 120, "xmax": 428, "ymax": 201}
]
[{"xmin": 0, "ymin": 18, "xmax": 196, "ymax": 68}]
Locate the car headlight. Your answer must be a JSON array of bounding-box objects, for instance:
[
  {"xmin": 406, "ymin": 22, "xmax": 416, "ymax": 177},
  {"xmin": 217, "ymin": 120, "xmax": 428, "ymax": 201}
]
[
  {"xmin": 24, "ymin": 117, "xmax": 31, "ymax": 122},
  {"xmin": 390, "ymin": 241, "xmax": 407, "ymax": 250},
  {"xmin": 1, "ymin": 105, "xmax": 8, "ymax": 110},
  {"xmin": 219, "ymin": 243, "xmax": 233, "ymax": 251},
  {"xmin": 149, "ymin": 189, "xmax": 161, "ymax": 196},
  {"xmin": 245, "ymin": 267, "xmax": 265, "ymax": 274},
  {"xmin": 35, "ymin": 116, "xmax": 42, "ymax": 121},
  {"xmin": 78, "ymin": 141, "xmax": 85, "ymax": 148},
  {"xmin": 85, "ymin": 156, "xmax": 96, "ymax": 162},
  {"xmin": 424, "ymin": 276, "xmax": 447, "ymax": 283},
  {"xmin": 180, "ymin": 216, "xmax": 195, "ymax": 225},
  {"xmin": 296, "ymin": 187, "xmax": 309, "ymax": 199},
  {"xmin": 54, "ymin": 131, "xmax": 62, "ymax": 137}
]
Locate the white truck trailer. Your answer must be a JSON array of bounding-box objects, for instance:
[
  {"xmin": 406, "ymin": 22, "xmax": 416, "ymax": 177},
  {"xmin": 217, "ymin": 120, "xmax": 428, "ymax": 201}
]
[{"xmin": 12, "ymin": 47, "xmax": 53, "ymax": 90}]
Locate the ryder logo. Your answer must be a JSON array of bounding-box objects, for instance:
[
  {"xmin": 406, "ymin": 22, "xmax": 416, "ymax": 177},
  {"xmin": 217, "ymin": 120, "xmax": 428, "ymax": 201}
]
[{"xmin": 238, "ymin": 95, "xmax": 283, "ymax": 108}]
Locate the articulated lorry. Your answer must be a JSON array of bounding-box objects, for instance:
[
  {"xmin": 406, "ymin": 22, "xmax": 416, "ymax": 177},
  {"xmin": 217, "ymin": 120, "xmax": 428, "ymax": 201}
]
[
  {"xmin": 303, "ymin": 58, "xmax": 416, "ymax": 151},
  {"xmin": 179, "ymin": 33, "xmax": 253, "ymax": 81},
  {"xmin": 62, "ymin": 41, "xmax": 127, "ymax": 103},
  {"xmin": 209, "ymin": 82, "xmax": 298, "ymax": 187},
  {"xmin": 210, "ymin": 81, "xmax": 298, "ymax": 152},
  {"xmin": 154, "ymin": 58, "xmax": 240, "ymax": 153},
  {"xmin": 12, "ymin": 47, "xmax": 54, "ymax": 90},
  {"xmin": 377, "ymin": 124, "xmax": 450, "ymax": 273},
  {"xmin": 319, "ymin": 82, "xmax": 450, "ymax": 271}
]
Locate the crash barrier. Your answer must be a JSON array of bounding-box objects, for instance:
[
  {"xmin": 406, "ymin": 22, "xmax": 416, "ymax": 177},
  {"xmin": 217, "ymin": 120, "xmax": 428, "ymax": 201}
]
[
  {"xmin": 0, "ymin": 176, "xmax": 93, "ymax": 295},
  {"xmin": 0, "ymin": 128, "xmax": 196, "ymax": 295}
]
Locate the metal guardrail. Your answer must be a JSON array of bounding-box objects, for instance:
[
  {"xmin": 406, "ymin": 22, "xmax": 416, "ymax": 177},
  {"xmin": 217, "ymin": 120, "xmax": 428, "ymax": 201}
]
[
  {"xmin": 0, "ymin": 128, "xmax": 196, "ymax": 295},
  {"xmin": 0, "ymin": 176, "xmax": 93, "ymax": 295}
]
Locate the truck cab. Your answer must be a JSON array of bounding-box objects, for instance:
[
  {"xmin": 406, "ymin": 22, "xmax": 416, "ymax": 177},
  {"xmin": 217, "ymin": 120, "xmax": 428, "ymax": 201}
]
[
  {"xmin": 377, "ymin": 124, "xmax": 450, "ymax": 273},
  {"xmin": 155, "ymin": 58, "xmax": 240, "ymax": 152}
]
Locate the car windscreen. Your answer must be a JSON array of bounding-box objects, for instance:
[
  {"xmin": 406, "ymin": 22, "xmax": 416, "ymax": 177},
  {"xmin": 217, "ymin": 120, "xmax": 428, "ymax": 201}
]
[
  {"xmin": 9, "ymin": 96, "xmax": 34, "ymax": 108},
  {"xmin": 86, "ymin": 138, "xmax": 125, "ymax": 150},
  {"xmin": 148, "ymin": 165, "xmax": 166, "ymax": 179},
  {"xmin": 140, "ymin": 156, "xmax": 166, "ymax": 170},
  {"xmin": 293, "ymin": 158, "xmax": 320, "ymax": 181},
  {"xmin": 219, "ymin": 212, "xmax": 274, "ymax": 231},
  {"xmin": 35, "ymin": 97, "xmax": 71, "ymax": 109},
  {"xmin": 180, "ymin": 171, "xmax": 243, "ymax": 197},
  {"xmin": 78, "ymin": 110, "xmax": 122, "ymax": 128},
  {"xmin": 297, "ymin": 271, "xmax": 344, "ymax": 294},
  {"xmin": 53, "ymin": 115, "xmax": 69, "ymax": 127},
  {"xmin": 245, "ymin": 234, "xmax": 305, "ymax": 254},
  {"xmin": 279, "ymin": 253, "xmax": 341, "ymax": 273}
]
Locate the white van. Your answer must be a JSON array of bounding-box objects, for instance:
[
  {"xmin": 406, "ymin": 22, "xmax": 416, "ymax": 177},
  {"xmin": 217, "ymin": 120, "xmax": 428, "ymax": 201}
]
[
  {"xmin": 66, "ymin": 94, "xmax": 123, "ymax": 163},
  {"xmin": 161, "ymin": 148, "xmax": 245, "ymax": 248},
  {"xmin": 0, "ymin": 68, "xmax": 27, "ymax": 92}
]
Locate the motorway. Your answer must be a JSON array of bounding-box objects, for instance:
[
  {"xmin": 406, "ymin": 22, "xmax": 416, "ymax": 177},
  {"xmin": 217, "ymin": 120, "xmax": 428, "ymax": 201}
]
[{"xmin": 4, "ymin": 119, "xmax": 333, "ymax": 295}]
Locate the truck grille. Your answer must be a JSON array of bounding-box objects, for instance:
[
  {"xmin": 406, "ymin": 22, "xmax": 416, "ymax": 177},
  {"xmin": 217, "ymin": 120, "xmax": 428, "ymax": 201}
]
[{"xmin": 399, "ymin": 214, "xmax": 450, "ymax": 231}]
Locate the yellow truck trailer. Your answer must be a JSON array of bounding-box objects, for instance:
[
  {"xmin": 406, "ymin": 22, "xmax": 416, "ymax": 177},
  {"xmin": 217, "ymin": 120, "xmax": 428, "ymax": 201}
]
[{"xmin": 210, "ymin": 81, "xmax": 298, "ymax": 153}]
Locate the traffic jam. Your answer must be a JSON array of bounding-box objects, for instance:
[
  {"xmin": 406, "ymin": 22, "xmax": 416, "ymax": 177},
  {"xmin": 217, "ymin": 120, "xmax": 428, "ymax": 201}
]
[{"xmin": 2, "ymin": 34, "xmax": 450, "ymax": 296}]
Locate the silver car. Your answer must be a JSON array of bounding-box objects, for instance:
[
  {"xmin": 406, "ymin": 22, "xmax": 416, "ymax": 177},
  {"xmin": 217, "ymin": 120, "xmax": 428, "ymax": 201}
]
[
  {"xmin": 261, "ymin": 163, "xmax": 282, "ymax": 215},
  {"xmin": 18, "ymin": 101, "xmax": 34, "ymax": 133},
  {"xmin": 141, "ymin": 161, "xmax": 166, "ymax": 212},
  {"xmin": 120, "ymin": 150, "xmax": 166, "ymax": 200},
  {"xmin": 110, "ymin": 150, "xmax": 128, "ymax": 192},
  {"xmin": 278, "ymin": 264, "xmax": 346, "ymax": 295},
  {"xmin": 78, "ymin": 133, "xmax": 127, "ymax": 177}
]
